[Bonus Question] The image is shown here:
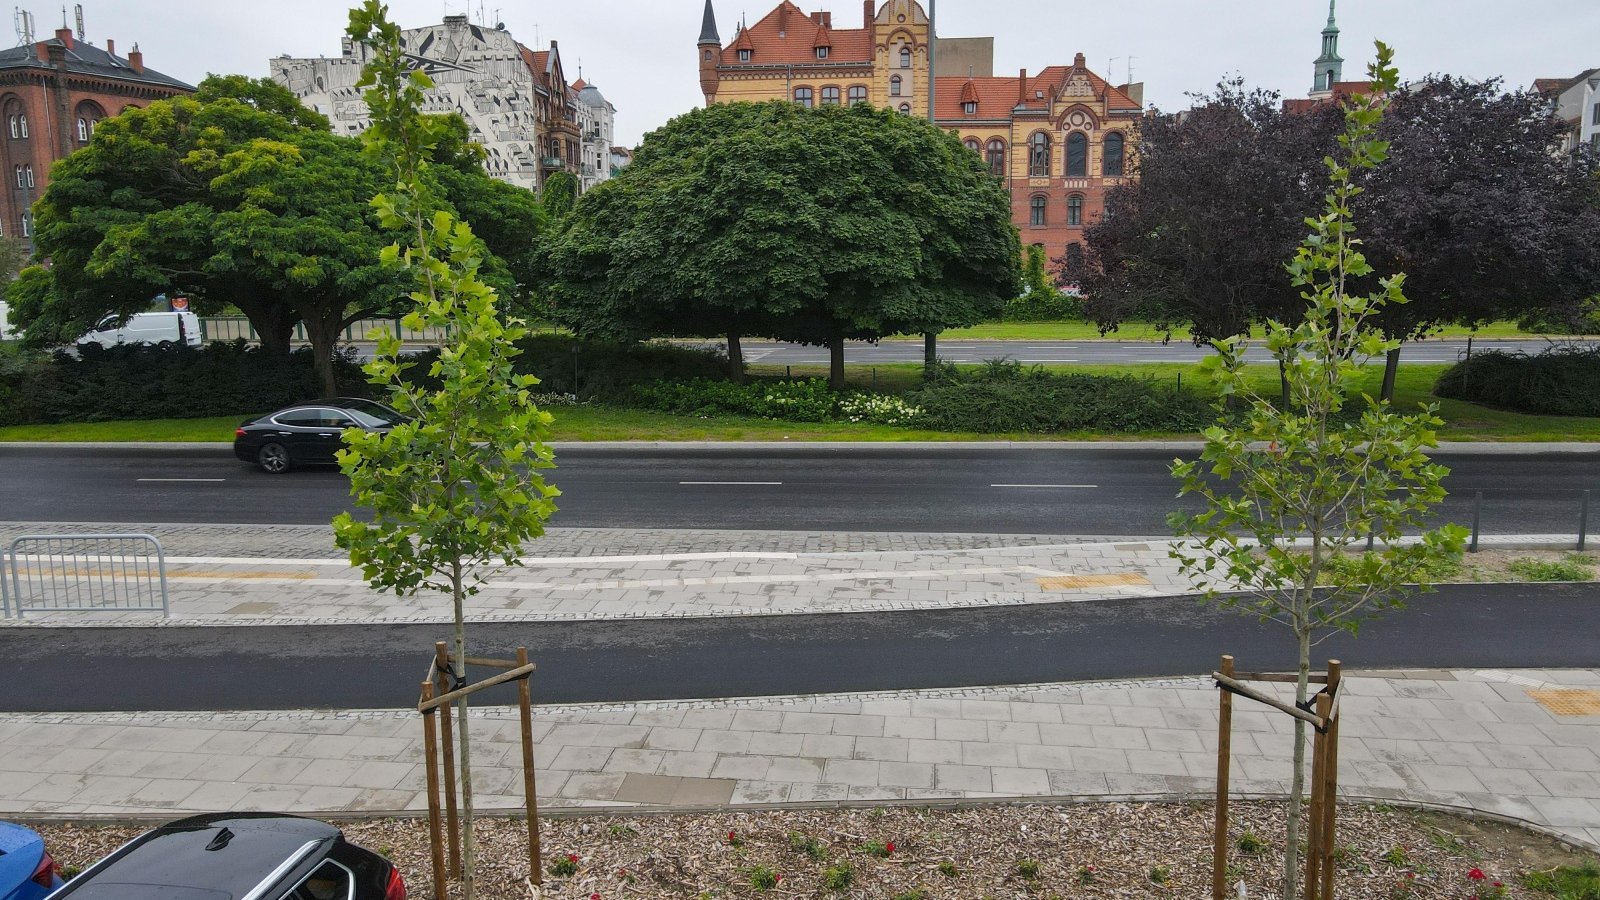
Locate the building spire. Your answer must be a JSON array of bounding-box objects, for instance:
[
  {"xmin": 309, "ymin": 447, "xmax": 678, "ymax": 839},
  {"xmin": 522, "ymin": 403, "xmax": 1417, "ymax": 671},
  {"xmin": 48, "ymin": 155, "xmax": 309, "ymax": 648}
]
[
  {"xmin": 1311, "ymin": 0, "xmax": 1343, "ymax": 95},
  {"xmin": 698, "ymin": 0, "xmax": 721, "ymax": 45}
]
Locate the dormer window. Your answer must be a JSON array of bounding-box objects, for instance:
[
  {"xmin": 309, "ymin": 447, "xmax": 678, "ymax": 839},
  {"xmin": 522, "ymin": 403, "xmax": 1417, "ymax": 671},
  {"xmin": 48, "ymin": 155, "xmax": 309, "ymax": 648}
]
[
  {"xmin": 963, "ymin": 101, "xmax": 977, "ymax": 115},
  {"xmin": 816, "ymin": 46, "xmax": 829, "ymax": 59},
  {"xmin": 738, "ymin": 49, "xmax": 752, "ymax": 62}
]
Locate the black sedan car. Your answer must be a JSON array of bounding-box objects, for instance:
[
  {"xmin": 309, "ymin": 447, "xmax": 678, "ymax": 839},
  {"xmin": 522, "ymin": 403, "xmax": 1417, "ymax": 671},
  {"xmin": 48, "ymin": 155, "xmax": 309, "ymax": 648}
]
[
  {"xmin": 47, "ymin": 813, "xmax": 406, "ymax": 899},
  {"xmin": 234, "ymin": 398, "xmax": 406, "ymax": 474}
]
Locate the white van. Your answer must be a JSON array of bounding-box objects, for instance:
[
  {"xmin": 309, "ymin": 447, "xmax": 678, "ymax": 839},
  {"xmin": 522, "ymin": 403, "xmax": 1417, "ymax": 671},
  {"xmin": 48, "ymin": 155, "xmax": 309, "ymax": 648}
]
[
  {"xmin": 77, "ymin": 311, "xmax": 202, "ymax": 349},
  {"xmin": 0, "ymin": 300, "xmax": 14, "ymax": 340}
]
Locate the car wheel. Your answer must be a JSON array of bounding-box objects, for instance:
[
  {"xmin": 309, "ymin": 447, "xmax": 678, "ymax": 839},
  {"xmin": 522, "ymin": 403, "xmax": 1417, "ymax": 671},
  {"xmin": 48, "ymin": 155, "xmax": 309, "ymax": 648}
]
[
  {"xmin": 257, "ymin": 442, "xmax": 292, "ymax": 474},
  {"xmin": 157, "ymin": 340, "xmax": 175, "ymax": 350}
]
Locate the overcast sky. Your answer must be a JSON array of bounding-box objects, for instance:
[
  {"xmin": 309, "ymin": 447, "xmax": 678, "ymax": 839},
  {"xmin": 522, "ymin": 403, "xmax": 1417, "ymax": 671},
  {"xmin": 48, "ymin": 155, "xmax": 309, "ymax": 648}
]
[{"xmin": 50, "ymin": 1, "xmax": 1600, "ymax": 147}]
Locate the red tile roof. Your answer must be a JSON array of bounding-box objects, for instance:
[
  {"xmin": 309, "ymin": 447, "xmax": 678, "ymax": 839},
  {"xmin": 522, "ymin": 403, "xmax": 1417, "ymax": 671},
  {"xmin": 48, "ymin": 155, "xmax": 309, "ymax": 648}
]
[
  {"xmin": 719, "ymin": 0, "xmax": 873, "ymax": 66},
  {"xmin": 1283, "ymin": 80, "xmax": 1375, "ymax": 114},
  {"xmin": 934, "ymin": 75, "xmax": 1021, "ymax": 119}
]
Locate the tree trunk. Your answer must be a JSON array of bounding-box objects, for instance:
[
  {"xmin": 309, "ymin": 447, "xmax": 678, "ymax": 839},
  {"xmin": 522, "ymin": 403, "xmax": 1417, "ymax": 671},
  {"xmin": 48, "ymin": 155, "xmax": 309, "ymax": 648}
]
[
  {"xmin": 453, "ymin": 562, "xmax": 477, "ymax": 900},
  {"xmin": 1380, "ymin": 345, "xmax": 1402, "ymax": 404},
  {"xmin": 1279, "ymin": 360, "xmax": 1291, "ymax": 411},
  {"xmin": 236, "ymin": 297, "xmax": 295, "ymax": 357},
  {"xmin": 923, "ymin": 332, "xmax": 937, "ymax": 375},
  {"xmin": 301, "ymin": 312, "xmax": 344, "ymax": 398},
  {"xmin": 727, "ymin": 332, "xmax": 745, "ymax": 384},
  {"xmin": 829, "ymin": 329, "xmax": 846, "ymax": 392}
]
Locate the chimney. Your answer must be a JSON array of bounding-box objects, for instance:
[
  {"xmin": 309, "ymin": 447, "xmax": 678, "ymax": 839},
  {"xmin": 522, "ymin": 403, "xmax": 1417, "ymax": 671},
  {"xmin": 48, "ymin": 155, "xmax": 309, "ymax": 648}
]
[
  {"xmin": 54, "ymin": 26, "xmax": 73, "ymax": 49},
  {"xmin": 811, "ymin": 11, "xmax": 821, "ymax": 24},
  {"xmin": 128, "ymin": 43, "xmax": 143, "ymax": 73},
  {"xmin": 821, "ymin": 11, "xmax": 831, "ymax": 27},
  {"xmin": 1018, "ymin": 68, "xmax": 1028, "ymax": 105},
  {"xmin": 864, "ymin": 0, "xmax": 874, "ymax": 27},
  {"xmin": 777, "ymin": 4, "xmax": 788, "ymax": 35},
  {"xmin": 1073, "ymin": 52, "xmax": 1086, "ymax": 69},
  {"xmin": 105, "ymin": 38, "xmax": 114, "ymax": 57}
]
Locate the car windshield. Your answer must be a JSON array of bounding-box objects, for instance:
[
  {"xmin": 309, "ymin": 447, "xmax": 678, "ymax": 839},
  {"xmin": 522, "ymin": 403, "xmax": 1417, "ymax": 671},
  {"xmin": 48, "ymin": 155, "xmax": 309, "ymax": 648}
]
[{"xmin": 339, "ymin": 400, "xmax": 406, "ymax": 427}]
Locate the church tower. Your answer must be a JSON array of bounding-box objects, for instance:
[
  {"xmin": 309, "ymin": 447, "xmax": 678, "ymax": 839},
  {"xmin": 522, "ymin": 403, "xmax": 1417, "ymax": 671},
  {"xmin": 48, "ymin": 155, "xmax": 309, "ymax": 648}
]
[
  {"xmin": 1310, "ymin": 0, "xmax": 1343, "ymax": 97},
  {"xmin": 698, "ymin": 0, "xmax": 722, "ymax": 103}
]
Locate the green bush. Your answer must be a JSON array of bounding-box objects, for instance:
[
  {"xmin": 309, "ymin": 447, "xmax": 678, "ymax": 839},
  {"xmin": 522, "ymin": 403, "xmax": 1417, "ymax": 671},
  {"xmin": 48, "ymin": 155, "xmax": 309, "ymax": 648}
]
[
  {"xmin": 905, "ymin": 361, "xmax": 1209, "ymax": 433},
  {"xmin": 1507, "ymin": 557, "xmax": 1595, "ymax": 583},
  {"xmin": 628, "ymin": 378, "xmax": 839, "ymax": 422},
  {"xmin": 1002, "ymin": 290, "xmax": 1082, "ymax": 323},
  {"xmin": 1434, "ymin": 346, "xmax": 1600, "ymax": 416},
  {"xmin": 0, "ymin": 342, "xmax": 367, "ymax": 426},
  {"xmin": 1523, "ymin": 861, "xmax": 1600, "ymax": 899}
]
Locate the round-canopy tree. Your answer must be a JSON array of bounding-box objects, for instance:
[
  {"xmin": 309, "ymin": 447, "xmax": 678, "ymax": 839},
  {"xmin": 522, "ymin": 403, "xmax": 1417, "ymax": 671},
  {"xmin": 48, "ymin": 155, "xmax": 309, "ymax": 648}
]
[{"xmin": 542, "ymin": 100, "xmax": 1020, "ymax": 387}]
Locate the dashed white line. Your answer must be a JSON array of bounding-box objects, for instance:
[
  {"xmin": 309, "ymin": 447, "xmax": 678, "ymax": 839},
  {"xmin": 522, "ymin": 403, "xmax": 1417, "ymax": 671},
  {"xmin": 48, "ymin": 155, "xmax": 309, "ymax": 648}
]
[
  {"xmin": 680, "ymin": 481, "xmax": 783, "ymax": 486},
  {"xmin": 992, "ymin": 484, "xmax": 1099, "ymax": 489},
  {"xmin": 137, "ymin": 478, "xmax": 226, "ymax": 483}
]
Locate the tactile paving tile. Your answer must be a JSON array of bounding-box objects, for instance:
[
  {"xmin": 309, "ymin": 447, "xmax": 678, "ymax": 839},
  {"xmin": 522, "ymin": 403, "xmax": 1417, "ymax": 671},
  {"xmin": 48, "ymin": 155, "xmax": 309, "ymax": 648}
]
[
  {"xmin": 1036, "ymin": 573, "xmax": 1152, "ymax": 590},
  {"xmin": 1528, "ymin": 689, "xmax": 1600, "ymax": 717}
]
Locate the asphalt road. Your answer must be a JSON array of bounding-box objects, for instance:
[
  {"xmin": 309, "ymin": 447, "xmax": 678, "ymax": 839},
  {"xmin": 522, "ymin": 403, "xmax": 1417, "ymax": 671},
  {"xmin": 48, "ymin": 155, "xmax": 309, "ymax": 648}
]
[
  {"xmin": 723, "ymin": 338, "xmax": 1579, "ymax": 366},
  {"xmin": 3, "ymin": 583, "xmax": 1593, "ymax": 713},
  {"xmin": 0, "ymin": 446, "xmax": 1596, "ymax": 535}
]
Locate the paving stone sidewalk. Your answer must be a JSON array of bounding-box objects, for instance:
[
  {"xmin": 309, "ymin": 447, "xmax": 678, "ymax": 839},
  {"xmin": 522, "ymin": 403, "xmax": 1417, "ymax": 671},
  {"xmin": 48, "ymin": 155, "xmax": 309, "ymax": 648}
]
[{"xmin": 3, "ymin": 669, "xmax": 1598, "ymax": 852}]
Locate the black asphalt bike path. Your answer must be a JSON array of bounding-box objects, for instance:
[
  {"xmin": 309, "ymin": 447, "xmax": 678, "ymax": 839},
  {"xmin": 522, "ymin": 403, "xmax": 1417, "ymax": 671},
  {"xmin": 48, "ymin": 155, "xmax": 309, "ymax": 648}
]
[{"xmin": 4, "ymin": 583, "xmax": 1594, "ymax": 713}]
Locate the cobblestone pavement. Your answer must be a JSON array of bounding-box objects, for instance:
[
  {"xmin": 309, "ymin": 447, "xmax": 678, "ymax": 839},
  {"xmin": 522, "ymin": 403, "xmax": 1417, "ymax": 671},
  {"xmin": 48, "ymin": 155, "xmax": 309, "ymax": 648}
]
[{"xmin": 3, "ymin": 669, "xmax": 1598, "ymax": 852}]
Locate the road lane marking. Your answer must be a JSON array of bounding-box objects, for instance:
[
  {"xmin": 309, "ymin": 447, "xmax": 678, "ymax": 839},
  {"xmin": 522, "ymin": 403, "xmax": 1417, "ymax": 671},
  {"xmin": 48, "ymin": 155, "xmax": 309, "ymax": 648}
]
[
  {"xmin": 137, "ymin": 478, "xmax": 226, "ymax": 483},
  {"xmin": 992, "ymin": 484, "xmax": 1098, "ymax": 489},
  {"xmin": 680, "ymin": 481, "xmax": 783, "ymax": 486}
]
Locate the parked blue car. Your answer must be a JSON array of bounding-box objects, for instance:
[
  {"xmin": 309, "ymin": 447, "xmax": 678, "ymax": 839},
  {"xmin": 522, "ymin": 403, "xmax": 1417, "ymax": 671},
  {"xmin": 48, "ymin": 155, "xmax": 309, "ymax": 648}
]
[{"xmin": 0, "ymin": 822, "xmax": 63, "ymax": 900}]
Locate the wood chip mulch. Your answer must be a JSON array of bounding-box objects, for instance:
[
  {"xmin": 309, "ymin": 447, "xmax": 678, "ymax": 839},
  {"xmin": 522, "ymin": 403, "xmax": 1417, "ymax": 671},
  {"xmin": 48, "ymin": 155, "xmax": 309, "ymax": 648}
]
[{"xmin": 32, "ymin": 800, "xmax": 1597, "ymax": 898}]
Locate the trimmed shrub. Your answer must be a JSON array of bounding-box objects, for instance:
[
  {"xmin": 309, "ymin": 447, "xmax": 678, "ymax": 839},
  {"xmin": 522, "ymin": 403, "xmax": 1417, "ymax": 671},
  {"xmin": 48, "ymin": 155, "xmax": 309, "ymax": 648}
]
[
  {"xmin": 627, "ymin": 378, "xmax": 838, "ymax": 422},
  {"xmin": 409, "ymin": 335, "xmax": 729, "ymax": 399},
  {"xmin": 1434, "ymin": 346, "xmax": 1600, "ymax": 417},
  {"xmin": 1002, "ymin": 291, "xmax": 1082, "ymax": 323},
  {"xmin": 0, "ymin": 342, "xmax": 367, "ymax": 426},
  {"xmin": 904, "ymin": 361, "xmax": 1208, "ymax": 433}
]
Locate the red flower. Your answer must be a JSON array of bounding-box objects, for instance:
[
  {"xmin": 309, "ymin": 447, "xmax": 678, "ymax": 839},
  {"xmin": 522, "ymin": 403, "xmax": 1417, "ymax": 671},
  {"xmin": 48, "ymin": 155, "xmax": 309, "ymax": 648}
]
[
  {"xmin": 886, "ymin": 842, "xmax": 895, "ymax": 854},
  {"xmin": 776, "ymin": 874, "xmax": 784, "ymax": 882},
  {"xmin": 567, "ymin": 854, "xmax": 579, "ymax": 863},
  {"xmin": 591, "ymin": 894, "xmax": 601, "ymax": 900},
  {"xmin": 1494, "ymin": 882, "xmax": 1503, "ymax": 888},
  {"xmin": 728, "ymin": 830, "xmax": 737, "ymax": 841},
  {"xmin": 1468, "ymin": 868, "xmax": 1487, "ymax": 881}
]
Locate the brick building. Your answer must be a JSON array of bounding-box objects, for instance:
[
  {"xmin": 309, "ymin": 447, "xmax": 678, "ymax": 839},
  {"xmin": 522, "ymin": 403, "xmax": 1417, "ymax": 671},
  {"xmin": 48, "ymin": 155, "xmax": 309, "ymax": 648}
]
[
  {"xmin": 0, "ymin": 25, "xmax": 192, "ymax": 243},
  {"xmin": 695, "ymin": 0, "xmax": 1143, "ymax": 262}
]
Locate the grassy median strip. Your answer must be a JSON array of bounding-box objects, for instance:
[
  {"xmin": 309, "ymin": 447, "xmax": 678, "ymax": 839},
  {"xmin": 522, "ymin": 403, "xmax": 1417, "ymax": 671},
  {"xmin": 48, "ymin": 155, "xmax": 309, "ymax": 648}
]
[{"xmin": 2, "ymin": 362, "xmax": 1596, "ymax": 443}]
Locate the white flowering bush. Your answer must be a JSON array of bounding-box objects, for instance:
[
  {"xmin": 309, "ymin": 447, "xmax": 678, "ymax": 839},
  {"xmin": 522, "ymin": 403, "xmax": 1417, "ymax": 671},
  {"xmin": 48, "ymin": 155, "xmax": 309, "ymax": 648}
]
[
  {"xmin": 837, "ymin": 393, "xmax": 925, "ymax": 426},
  {"xmin": 529, "ymin": 391, "xmax": 588, "ymax": 407}
]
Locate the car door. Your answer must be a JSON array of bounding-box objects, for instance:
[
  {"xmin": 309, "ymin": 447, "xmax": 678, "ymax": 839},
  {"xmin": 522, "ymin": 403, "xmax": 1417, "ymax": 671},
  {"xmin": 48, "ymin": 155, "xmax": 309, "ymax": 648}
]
[
  {"xmin": 269, "ymin": 409, "xmax": 330, "ymax": 462},
  {"xmin": 316, "ymin": 411, "xmax": 359, "ymax": 463}
]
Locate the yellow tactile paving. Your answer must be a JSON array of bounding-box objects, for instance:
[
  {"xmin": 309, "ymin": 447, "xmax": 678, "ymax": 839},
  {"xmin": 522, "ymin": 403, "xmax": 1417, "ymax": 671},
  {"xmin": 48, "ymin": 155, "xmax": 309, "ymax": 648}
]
[
  {"xmin": 1529, "ymin": 689, "xmax": 1600, "ymax": 717},
  {"xmin": 1036, "ymin": 573, "xmax": 1152, "ymax": 590}
]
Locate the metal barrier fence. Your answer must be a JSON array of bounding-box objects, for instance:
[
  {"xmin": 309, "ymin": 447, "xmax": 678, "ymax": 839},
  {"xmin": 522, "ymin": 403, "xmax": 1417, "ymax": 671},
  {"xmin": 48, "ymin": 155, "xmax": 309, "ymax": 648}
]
[
  {"xmin": 2, "ymin": 534, "xmax": 169, "ymax": 619},
  {"xmin": 198, "ymin": 316, "xmax": 453, "ymax": 344}
]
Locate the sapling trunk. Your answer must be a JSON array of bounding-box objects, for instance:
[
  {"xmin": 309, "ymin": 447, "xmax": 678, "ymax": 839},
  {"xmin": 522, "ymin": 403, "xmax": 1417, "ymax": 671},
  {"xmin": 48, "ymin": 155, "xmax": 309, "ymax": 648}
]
[{"xmin": 452, "ymin": 561, "xmax": 476, "ymax": 900}]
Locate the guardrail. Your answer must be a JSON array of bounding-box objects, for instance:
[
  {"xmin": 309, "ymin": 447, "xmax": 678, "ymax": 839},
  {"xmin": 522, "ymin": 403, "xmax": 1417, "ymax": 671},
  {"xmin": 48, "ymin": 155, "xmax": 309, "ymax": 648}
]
[
  {"xmin": 3, "ymin": 534, "xmax": 169, "ymax": 619},
  {"xmin": 198, "ymin": 317, "xmax": 453, "ymax": 344}
]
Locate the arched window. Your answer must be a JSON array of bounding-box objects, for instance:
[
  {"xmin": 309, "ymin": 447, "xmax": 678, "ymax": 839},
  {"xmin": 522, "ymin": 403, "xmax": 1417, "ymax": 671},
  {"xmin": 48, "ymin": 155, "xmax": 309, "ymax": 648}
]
[
  {"xmin": 1066, "ymin": 132, "xmax": 1088, "ymax": 177},
  {"xmin": 17, "ymin": 114, "xmax": 26, "ymax": 138},
  {"xmin": 1067, "ymin": 194, "xmax": 1084, "ymax": 226},
  {"xmin": 794, "ymin": 87, "xmax": 814, "ymax": 108},
  {"xmin": 900, "ymin": 46, "xmax": 912, "ymax": 68},
  {"xmin": 890, "ymin": 75, "xmax": 902, "ymax": 97},
  {"xmin": 704, "ymin": 50, "xmax": 712, "ymax": 61},
  {"xmin": 848, "ymin": 85, "xmax": 868, "ymax": 105},
  {"xmin": 74, "ymin": 101, "xmax": 104, "ymax": 145},
  {"xmin": 20, "ymin": 212, "xmax": 30, "ymax": 237},
  {"xmin": 12, "ymin": 165, "xmax": 21, "ymax": 189},
  {"xmin": 1029, "ymin": 132, "xmax": 1051, "ymax": 177},
  {"xmin": 7, "ymin": 116, "xmax": 15, "ymax": 139},
  {"xmin": 820, "ymin": 86, "xmax": 841, "ymax": 106},
  {"xmin": 899, "ymin": 103, "xmax": 911, "ymax": 115},
  {"xmin": 1030, "ymin": 195, "xmax": 1048, "ymax": 227},
  {"xmin": 986, "ymin": 139, "xmax": 1006, "ymax": 176},
  {"xmin": 963, "ymin": 138, "xmax": 980, "ymax": 154},
  {"xmin": 77, "ymin": 117, "xmax": 89, "ymax": 143},
  {"xmin": 24, "ymin": 164, "xmax": 33, "ymax": 188},
  {"xmin": 1102, "ymin": 132, "xmax": 1124, "ymax": 177}
]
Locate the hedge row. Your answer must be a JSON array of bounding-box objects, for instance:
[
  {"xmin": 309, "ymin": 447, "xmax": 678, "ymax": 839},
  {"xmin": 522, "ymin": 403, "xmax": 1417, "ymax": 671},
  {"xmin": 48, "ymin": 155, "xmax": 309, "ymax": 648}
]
[{"xmin": 1434, "ymin": 346, "xmax": 1600, "ymax": 417}]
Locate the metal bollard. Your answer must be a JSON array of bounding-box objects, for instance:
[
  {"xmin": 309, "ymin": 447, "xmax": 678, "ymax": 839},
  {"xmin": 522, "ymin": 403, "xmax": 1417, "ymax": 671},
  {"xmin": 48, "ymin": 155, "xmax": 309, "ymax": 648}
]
[
  {"xmin": 1366, "ymin": 531, "xmax": 1376, "ymax": 552},
  {"xmin": 1469, "ymin": 491, "xmax": 1482, "ymax": 553},
  {"xmin": 1581, "ymin": 490, "xmax": 1591, "ymax": 552}
]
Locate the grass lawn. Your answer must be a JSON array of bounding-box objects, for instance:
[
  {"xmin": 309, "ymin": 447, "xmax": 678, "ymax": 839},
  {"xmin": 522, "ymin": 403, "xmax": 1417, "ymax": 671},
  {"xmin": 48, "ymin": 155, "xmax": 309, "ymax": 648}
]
[
  {"xmin": 910, "ymin": 320, "xmax": 1573, "ymax": 342},
  {"xmin": 3, "ymin": 362, "xmax": 1595, "ymax": 443}
]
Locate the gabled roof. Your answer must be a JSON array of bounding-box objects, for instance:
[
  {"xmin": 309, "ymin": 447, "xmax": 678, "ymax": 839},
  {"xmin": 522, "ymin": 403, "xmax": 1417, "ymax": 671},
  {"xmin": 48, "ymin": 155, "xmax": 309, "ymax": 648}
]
[
  {"xmin": 718, "ymin": 1, "xmax": 872, "ymax": 66},
  {"xmin": 0, "ymin": 36, "xmax": 193, "ymax": 91},
  {"xmin": 1534, "ymin": 69, "xmax": 1600, "ymax": 97}
]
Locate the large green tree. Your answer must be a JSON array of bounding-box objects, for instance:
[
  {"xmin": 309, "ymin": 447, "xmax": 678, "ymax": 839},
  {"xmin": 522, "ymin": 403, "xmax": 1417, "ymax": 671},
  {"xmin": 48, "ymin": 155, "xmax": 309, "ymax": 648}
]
[
  {"xmin": 14, "ymin": 76, "xmax": 542, "ymax": 395},
  {"xmin": 542, "ymin": 100, "xmax": 1020, "ymax": 387}
]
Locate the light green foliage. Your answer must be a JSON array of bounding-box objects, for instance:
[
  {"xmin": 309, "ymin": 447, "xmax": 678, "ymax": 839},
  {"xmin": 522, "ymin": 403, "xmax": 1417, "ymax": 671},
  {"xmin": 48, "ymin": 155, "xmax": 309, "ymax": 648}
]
[
  {"xmin": 540, "ymin": 171, "xmax": 579, "ymax": 221},
  {"xmin": 1523, "ymin": 861, "xmax": 1600, "ymax": 899},
  {"xmin": 335, "ymin": 4, "xmax": 559, "ymax": 898},
  {"xmin": 788, "ymin": 832, "xmax": 827, "ymax": 861},
  {"xmin": 821, "ymin": 862, "xmax": 853, "ymax": 891},
  {"xmin": 938, "ymin": 860, "xmax": 959, "ymax": 878},
  {"xmin": 1167, "ymin": 44, "xmax": 1466, "ymax": 899},
  {"xmin": 1014, "ymin": 859, "xmax": 1041, "ymax": 881},
  {"xmin": 1507, "ymin": 557, "xmax": 1595, "ymax": 583},
  {"xmin": 747, "ymin": 866, "xmax": 780, "ymax": 892}
]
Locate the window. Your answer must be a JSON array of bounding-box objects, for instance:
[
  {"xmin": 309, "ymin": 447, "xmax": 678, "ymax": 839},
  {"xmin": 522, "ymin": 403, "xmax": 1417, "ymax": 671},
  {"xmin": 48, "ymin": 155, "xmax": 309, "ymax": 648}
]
[
  {"xmin": 963, "ymin": 101, "xmax": 977, "ymax": 115},
  {"xmin": 794, "ymin": 87, "xmax": 813, "ymax": 108},
  {"xmin": 900, "ymin": 47, "xmax": 912, "ymax": 68},
  {"xmin": 287, "ymin": 860, "xmax": 355, "ymax": 900},
  {"xmin": 1030, "ymin": 195, "xmax": 1047, "ymax": 227},
  {"xmin": 963, "ymin": 138, "xmax": 980, "ymax": 153},
  {"xmin": 1029, "ymin": 132, "xmax": 1051, "ymax": 177},
  {"xmin": 6, "ymin": 116, "xmax": 15, "ymax": 139},
  {"xmin": 986, "ymin": 139, "xmax": 1005, "ymax": 176},
  {"xmin": 20, "ymin": 213, "xmax": 30, "ymax": 237},
  {"xmin": 1102, "ymin": 132, "xmax": 1124, "ymax": 177},
  {"xmin": 816, "ymin": 46, "xmax": 829, "ymax": 59},
  {"xmin": 1593, "ymin": 102, "xmax": 1600, "ymax": 126},
  {"xmin": 24, "ymin": 164, "xmax": 33, "ymax": 188},
  {"xmin": 738, "ymin": 49, "xmax": 752, "ymax": 62},
  {"xmin": 18, "ymin": 115, "xmax": 26, "ymax": 138},
  {"xmin": 77, "ymin": 117, "xmax": 89, "ymax": 143},
  {"xmin": 1066, "ymin": 132, "xmax": 1088, "ymax": 177},
  {"xmin": 273, "ymin": 409, "xmax": 326, "ymax": 428},
  {"xmin": 899, "ymin": 103, "xmax": 911, "ymax": 114},
  {"xmin": 821, "ymin": 86, "xmax": 840, "ymax": 106},
  {"xmin": 12, "ymin": 165, "xmax": 21, "ymax": 189},
  {"xmin": 1067, "ymin": 194, "xmax": 1083, "ymax": 226},
  {"xmin": 890, "ymin": 75, "xmax": 902, "ymax": 97},
  {"xmin": 848, "ymin": 85, "xmax": 868, "ymax": 105},
  {"xmin": 704, "ymin": 50, "xmax": 712, "ymax": 61}
]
